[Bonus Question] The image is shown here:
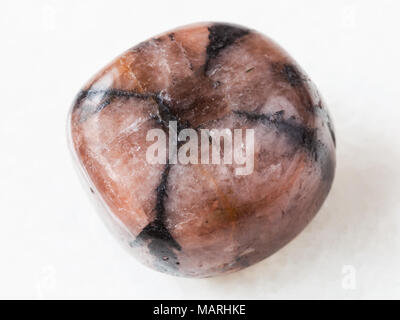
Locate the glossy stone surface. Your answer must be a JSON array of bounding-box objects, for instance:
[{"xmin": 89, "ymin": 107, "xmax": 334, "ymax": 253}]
[{"xmin": 68, "ymin": 22, "xmax": 336, "ymax": 277}]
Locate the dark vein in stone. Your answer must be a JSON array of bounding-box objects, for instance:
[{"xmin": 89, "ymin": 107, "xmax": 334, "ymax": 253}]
[
  {"xmin": 133, "ymin": 93, "xmax": 193, "ymax": 272},
  {"xmin": 327, "ymin": 120, "xmax": 336, "ymax": 147},
  {"xmin": 134, "ymin": 164, "xmax": 182, "ymax": 273},
  {"xmin": 312, "ymin": 104, "xmax": 336, "ymax": 148},
  {"xmin": 271, "ymin": 62, "xmax": 307, "ymax": 88},
  {"xmin": 270, "ymin": 62, "xmax": 336, "ymax": 150},
  {"xmin": 234, "ymin": 110, "xmax": 335, "ymax": 181},
  {"xmin": 271, "ymin": 62, "xmax": 315, "ymax": 113},
  {"xmin": 234, "ymin": 110, "xmax": 320, "ymax": 160},
  {"xmin": 321, "ymin": 108, "xmax": 336, "ymax": 148},
  {"xmin": 280, "ymin": 63, "xmax": 304, "ymax": 87},
  {"xmin": 153, "ymin": 95, "xmax": 176, "ymax": 126},
  {"xmin": 74, "ymin": 88, "xmax": 154, "ymax": 108},
  {"xmin": 73, "ymin": 89, "xmax": 155, "ymax": 122},
  {"xmin": 134, "ymin": 163, "xmax": 182, "ymax": 273},
  {"xmin": 155, "ymin": 164, "xmax": 171, "ymax": 221},
  {"xmin": 135, "ymin": 164, "xmax": 182, "ymax": 264},
  {"xmin": 204, "ymin": 23, "xmax": 249, "ymax": 73}
]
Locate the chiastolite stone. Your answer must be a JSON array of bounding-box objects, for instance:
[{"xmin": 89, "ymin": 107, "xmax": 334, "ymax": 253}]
[{"xmin": 68, "ymin": 22, "xmax": 336, "ymax": 277}]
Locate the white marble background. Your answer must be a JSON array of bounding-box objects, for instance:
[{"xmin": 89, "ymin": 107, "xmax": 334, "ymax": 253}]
[{"xmin": 0, "ymin": 0, "xmax": 399, "ymax": 299}]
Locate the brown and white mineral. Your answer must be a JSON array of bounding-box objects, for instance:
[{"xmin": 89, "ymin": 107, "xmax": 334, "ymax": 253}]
[{"xmin": 69, "ymin": 22, "xmax": 336, "ymax": 277}]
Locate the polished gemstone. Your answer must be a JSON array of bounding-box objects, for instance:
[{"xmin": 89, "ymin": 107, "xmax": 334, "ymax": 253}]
[{"xmin": 68, "ymin": 22, "xmax": 336, "ymax": 277}]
